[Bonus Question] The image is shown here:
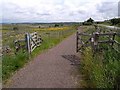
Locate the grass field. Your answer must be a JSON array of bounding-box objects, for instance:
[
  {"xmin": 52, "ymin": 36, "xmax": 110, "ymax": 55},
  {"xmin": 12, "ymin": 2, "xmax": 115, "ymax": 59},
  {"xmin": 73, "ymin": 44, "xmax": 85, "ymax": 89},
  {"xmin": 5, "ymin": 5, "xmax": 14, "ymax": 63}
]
[{"xmin": 2, "ymin": 23, "xmax": 78, "ymax": 83}]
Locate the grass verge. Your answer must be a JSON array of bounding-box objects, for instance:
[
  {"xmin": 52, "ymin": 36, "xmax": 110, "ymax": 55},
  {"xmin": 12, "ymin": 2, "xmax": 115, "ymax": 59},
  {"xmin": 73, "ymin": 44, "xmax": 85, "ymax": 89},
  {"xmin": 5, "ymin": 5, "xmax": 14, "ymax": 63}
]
[{"xmin": 80, "ymin": 25, "xmax": 120, "ymax": 88}]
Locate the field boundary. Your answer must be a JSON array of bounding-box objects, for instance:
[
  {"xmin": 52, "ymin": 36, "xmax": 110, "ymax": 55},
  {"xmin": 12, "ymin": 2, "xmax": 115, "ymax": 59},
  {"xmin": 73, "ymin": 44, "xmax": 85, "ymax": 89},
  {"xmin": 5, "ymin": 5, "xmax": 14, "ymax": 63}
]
[{"xmin": 76, "ymin": 26, "xmax": 120, "ymax": 53}]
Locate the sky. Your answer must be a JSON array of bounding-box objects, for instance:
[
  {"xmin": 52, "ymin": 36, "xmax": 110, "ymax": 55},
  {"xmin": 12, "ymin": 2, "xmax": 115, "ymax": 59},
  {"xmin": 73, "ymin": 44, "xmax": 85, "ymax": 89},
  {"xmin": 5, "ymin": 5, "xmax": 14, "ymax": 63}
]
[{"xmin": 1, "ymin": 0, "xmax": 120, "ymax": 23}]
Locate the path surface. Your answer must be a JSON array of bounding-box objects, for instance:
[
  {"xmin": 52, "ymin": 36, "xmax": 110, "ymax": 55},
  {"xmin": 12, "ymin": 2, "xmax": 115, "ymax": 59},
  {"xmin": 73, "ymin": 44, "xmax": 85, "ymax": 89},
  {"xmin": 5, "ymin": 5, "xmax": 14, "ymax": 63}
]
[{"xmin": 5, "ymin": 33, "xmax": 81, "ymax": 88}]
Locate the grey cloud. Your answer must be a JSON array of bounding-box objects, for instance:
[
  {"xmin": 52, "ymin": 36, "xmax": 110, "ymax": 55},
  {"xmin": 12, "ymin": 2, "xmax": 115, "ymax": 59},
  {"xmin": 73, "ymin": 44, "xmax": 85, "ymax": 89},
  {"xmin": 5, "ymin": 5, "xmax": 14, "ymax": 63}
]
[
  {"xmin": 97, "ymin": 2, "xmax": 113, "ymax": 12},
  {"xmin": 69, "ymin": 11, "xmax": 75, "ymax": 16},
  {"xmin": 118, "ymin": 1, "xmax": 120, "ymax": 17},
  {"xmin": 15, "ymin": 11, "xmax": 25, "ymax": 14},
  {"xmin": 3, "ymin": 2, "xmax": 21, "ymax": 13},
  {"xmin": 97, "ymin": 2, "xmax": 118, "ymax": 18},
  {"xmin": 69, "ymin": 10, "xmax": 86, "ymax": 17},
  {"xmin": 36, "ymin": 12, "xmax": 51, "ymax": 16},
  {"xmin": 77, "ymin": 10, "xmax": 86, "ymax": 14}
]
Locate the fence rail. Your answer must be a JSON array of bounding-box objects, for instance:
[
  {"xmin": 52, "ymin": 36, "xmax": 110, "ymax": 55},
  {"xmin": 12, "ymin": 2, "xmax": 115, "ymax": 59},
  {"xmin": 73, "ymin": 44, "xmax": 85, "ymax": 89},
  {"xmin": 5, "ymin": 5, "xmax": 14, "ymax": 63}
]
[{"xmin": 76, "ymin": 27, "xmax": 120, "ymax": 53}]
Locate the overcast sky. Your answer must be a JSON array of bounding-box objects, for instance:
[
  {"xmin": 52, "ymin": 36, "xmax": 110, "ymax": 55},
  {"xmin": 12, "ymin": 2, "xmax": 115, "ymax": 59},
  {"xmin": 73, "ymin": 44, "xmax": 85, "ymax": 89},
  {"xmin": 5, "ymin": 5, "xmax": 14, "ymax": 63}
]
[{"xmin": 1, "ymin": 0, "xmax": 120, "ymax": 23}]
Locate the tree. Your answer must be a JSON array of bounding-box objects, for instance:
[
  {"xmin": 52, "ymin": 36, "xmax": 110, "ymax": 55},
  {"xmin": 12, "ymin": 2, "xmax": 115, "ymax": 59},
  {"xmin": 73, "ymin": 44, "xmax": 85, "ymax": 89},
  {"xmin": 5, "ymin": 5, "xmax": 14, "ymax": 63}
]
[
  {"xmin": 54, "ymin": 24, "xmax": 59, "ymax": 27},
  {"xmin": 13, "ymin": 27, "xmax": 18, "ymax": 30},
  {"xmin": 82, "ymin": 18, "xmax": 94, "ymax": 25},
  {"xmin": 87, "ymin": 18, "xmax": 94, "ymax": 23},
  {"xmin": 111, "ymin": 18, "xmax": 120, "ymax": 25}
]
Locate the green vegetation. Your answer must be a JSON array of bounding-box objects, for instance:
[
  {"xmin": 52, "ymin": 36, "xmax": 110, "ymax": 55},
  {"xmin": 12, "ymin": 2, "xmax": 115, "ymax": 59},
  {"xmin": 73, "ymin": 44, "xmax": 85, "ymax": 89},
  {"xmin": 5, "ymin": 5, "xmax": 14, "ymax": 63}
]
[
  {"xmin": 2, "ymin": 24, "xmax": 78, "ymax": 83},
  {"xmin": 2, "ymin": 51, "xmax": 29, "ymax": 82},
  {"xmin": 82, "ymin": 47, "xmax": 120, "ymax": 88},
  {"xmin": 110, "ymin": 18, "xmax": 120, "ymax": 26},
  {"xmin": 80, "ymin": 26, "xmax": 120, "ymax": 88},
  {"xmin": 96, "ymin": 18, "xmax": 120, "ymax": 27},
  {"xmin": 83, "ymin": 18, "xmax": 94, "ymax": 25}
]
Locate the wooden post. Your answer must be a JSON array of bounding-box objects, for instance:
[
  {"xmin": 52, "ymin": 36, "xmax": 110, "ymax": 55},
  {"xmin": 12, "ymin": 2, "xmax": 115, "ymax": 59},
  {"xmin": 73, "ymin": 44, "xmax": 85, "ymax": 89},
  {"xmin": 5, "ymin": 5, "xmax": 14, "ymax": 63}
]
[
  {"xmin": 90, "ymin": 37, "xmax": 96, "ymax": 56},
  {"xmin": 37, "ymin": 35, "xmax": 42, "ymax": 46},
  {"xmin": 91, "ymin": 37, "xmax": 94, "ymax": 49},
  {"xmin": 111, "ymin": 32, "xmax": 116, "ymax": 46},
  {"xmin": 76, "ymin": 31, "xmax": 79, "ymax": 52},
  {"xmin": 93, "ymin": 32, "xmax": 99, "ymax": 51},
  {"xmin": 118, "ymin": 41, "xmax": 120, "ymax": 52},
  {"xmin": 40, "ymin": 34, "xmax": 42, "ymax": 44},
  {"xmin": 14, "ymin": 40, "xmax": 20, "ymax": 54}
]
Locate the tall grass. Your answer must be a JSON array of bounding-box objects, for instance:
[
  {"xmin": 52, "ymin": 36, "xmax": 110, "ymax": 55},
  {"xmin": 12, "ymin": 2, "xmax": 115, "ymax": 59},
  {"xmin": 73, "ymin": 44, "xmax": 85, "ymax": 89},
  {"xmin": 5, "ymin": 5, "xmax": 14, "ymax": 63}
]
[
  {"xmin": 2, "ymin": 51, "xmax": 29, "ymax": 82},
  {"xmin": 81, "ymin": 26, "xmax": 120, "ymax": 88},
  {"xmin": 82, "ymin": 46, "xmax": 120, "ymax": 88}
]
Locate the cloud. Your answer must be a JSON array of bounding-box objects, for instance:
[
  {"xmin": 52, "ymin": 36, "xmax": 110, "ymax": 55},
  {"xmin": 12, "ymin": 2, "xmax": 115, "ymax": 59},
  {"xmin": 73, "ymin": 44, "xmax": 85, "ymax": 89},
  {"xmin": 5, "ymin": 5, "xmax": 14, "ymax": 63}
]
[
  {"xmin": 119, "ymin": 1, "xmax": 120, "ymax": 17},
  {"xmin": 36, "ymin": 13, "xmax": 51, "ymax": 16},
  {"xmin": 2, "ymin": 0, "xmax": 120, "ymax": 23},
  {"xmin": 97, "ymin": 2, "xmax": 118, "ymax": 19}
]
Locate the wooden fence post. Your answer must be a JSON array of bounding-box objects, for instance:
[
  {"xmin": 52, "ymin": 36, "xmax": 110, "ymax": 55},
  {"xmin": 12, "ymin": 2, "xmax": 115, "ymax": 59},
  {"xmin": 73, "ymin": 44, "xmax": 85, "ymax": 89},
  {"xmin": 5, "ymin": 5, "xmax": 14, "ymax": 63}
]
[
  {"xmin": 76, "ymin": 31, "xmax": 79, "ymax": 52},
  {"xmin": 91, "ymin": 37, "xmax": 94, "ymax": 50},
  {"xmin": 93, "ymin": 32, "xmax": 99, "ymax": 51},
  {"xmin": 111, "ymin": 32, "xmax": 116, "ymax": 46}
]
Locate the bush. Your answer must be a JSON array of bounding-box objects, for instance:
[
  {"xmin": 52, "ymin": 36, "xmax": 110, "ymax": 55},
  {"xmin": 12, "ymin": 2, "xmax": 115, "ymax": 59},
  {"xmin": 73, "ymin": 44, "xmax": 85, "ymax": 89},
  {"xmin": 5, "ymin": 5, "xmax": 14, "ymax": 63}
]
[
  {"xmin": 54, "ymin": 24, "xmax": 59, "ymax": 27},
  {"xmin": 83, "ymin": 22, "xmax": 93, "ymax": 25},
  {"xmin": 13, "ymin": 27, "xmax": 18, "ymax": 30},
  {"xmin": 82, "ymin": 18, "xmax": 94, "ymax": 25}
]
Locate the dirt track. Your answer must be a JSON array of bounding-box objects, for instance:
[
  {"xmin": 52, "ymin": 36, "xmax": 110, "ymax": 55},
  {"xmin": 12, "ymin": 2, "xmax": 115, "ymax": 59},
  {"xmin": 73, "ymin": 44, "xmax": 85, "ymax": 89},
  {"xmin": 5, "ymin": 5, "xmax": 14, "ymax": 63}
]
[{"xmin": 5, "ymin": 33, "xmax": 81, "ymax": 88}]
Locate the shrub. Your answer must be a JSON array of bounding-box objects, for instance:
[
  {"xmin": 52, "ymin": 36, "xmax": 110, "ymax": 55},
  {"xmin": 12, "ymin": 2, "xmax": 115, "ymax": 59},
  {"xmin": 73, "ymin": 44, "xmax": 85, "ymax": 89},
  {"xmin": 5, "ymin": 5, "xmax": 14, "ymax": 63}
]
[
  {"xmin": 13, "ymin": 27, "xmax": 18, "ymax": 30},
  {"xmin": 83, "ymin": 22, "xmax": 93, "ymax": 25}
]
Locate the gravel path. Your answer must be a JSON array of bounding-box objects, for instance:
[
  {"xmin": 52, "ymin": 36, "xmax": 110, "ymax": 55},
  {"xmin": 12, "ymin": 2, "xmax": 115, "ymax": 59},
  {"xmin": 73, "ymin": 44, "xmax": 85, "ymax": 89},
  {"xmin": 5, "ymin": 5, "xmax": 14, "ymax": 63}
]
[{"xmin": 5, "ymin": 33, "xmax": 81, "ymax": 88}]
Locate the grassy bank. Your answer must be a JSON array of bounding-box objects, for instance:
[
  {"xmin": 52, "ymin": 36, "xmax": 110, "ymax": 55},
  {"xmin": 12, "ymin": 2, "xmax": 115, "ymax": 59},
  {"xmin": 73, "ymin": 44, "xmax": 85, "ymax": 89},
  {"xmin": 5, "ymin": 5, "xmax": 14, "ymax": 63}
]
[
  {"xmin": 80, "ymin": 26, "xmax": 120, "ymax": 88},
  {"xmin": 81, "ymin": 47, "xmax": 120, "ymax": 88}
]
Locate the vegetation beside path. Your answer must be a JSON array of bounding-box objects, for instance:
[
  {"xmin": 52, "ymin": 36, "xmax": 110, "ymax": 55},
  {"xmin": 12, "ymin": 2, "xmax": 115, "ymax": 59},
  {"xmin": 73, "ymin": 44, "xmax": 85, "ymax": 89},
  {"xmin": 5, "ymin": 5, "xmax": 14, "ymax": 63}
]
[
  {"xmin": 80, "ymin": 25, "xmax": 120, "ymax": 88},
  {"xmin": 2, "ymin": 24, "xmax": 78, "ymax": 83}
]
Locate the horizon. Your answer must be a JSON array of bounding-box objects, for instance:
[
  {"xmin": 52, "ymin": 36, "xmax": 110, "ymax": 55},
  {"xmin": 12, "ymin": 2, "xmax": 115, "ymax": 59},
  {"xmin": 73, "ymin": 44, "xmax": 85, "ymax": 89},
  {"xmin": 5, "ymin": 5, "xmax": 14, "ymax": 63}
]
[{"xmin": 1, "ymin": 20, "xmax": 106, "ymax": 24}]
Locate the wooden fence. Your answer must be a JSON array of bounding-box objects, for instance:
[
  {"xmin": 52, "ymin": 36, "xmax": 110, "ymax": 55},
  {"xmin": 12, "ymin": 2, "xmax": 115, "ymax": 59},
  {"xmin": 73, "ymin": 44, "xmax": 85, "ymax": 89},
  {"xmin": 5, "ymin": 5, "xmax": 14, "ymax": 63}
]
[
  {"xmin": 76, "ymin": 28, "xmax": 120, "ymax": 53},
  {"xmin": 14, "ymin": 32, "xmax": 42, "ymax": 54}
]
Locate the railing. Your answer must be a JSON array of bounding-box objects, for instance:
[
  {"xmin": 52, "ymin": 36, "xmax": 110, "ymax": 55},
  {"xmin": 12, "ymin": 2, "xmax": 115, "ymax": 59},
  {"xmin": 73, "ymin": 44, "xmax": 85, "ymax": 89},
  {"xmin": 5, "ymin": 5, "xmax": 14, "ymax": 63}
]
[{"xmin": 76, "ymin": 28, "xmax": 120, "ymax": 53}]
